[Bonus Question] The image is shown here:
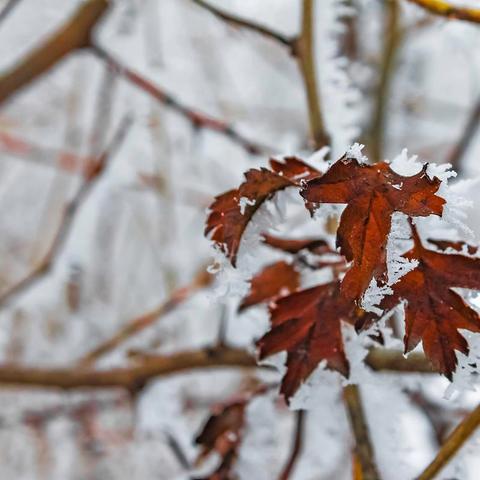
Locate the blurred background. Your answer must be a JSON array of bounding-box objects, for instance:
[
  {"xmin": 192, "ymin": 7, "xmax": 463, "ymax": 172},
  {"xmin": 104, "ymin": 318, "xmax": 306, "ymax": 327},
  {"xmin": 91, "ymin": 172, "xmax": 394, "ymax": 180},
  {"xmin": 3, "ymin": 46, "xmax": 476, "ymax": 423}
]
[{"xmin": 1, "ymin": 0, "xmax": 480, "ymax": 479}]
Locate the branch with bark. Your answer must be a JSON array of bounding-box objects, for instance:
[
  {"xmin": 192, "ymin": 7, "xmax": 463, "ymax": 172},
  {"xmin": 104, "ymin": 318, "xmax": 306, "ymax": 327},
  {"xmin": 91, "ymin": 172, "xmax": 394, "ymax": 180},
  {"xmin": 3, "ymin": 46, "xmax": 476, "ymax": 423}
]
[{"xmin": 406, "ymin": 0, "xmax": 480, "ymax": 23}]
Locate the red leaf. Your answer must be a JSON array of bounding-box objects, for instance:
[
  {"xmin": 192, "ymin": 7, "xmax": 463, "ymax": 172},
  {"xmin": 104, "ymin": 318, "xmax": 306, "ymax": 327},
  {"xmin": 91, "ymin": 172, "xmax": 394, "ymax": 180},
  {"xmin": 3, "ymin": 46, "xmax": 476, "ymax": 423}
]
[
  {"xmin": 301, "ymin": 157, "xmax": 445, "ymax": 301},
  {"xmin": 194, "ymin": 386, "xmax": 267, "ymax": 480},
  {"xmin": 262, "ymin": 233, "xmax": 331, "ymax": 255},
  {"xmin": 205, "ymin": 158, "xmax": 321, "ymax": 266},
  {"xmin": 428, "ymin": 239, "xmax": 479, "ymax": 256},
  {"xmin": 374, "ymin": 228, "xmax": 480, "ymax": 378},
  {"xmin": 257, "ymin": 282, "xmax": 371, "ymax": 402},
  {"xmin": 239, "ymin": 261, "xmax": 300, "ymax": 312}
]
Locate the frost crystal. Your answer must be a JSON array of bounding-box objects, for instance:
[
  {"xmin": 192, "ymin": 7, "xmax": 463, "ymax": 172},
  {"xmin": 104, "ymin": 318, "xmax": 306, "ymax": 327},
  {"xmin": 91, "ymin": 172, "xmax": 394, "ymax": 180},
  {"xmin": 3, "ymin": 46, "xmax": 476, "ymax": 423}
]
[
  {"xmin": 346, "ymin": 142, "xmax": 368, "ymax": 163},
  {"xmin": 239, "ymin": 196, "xmax": 256, "ymax": 215}
]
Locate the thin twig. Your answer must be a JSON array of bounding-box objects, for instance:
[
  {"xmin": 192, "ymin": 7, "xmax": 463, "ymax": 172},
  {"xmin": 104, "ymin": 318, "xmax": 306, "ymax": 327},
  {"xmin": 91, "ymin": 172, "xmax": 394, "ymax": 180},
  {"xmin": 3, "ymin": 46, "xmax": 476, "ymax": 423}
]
[
  {"xmin": 294, "ymin": 0, "xmax": 330, "ymax": 149},
  {"xmin": 446, "ymin": 97, "xmax": 480, "ymax": 174},
  {"xmin": 77, "ymin": 268, "xmax": 211, "ymax": 366},
  {"xmin": 190, "ymin": 0, "xmax": 294, "ymax": 48},
  {"xmin": 0, "ymin": 0, "xmax": 22, "ymax": 26},
  {"xmin": 278, "ymin": 410, "xmax": 305, "ymax": 480},
  {"xmin": 343, "ymin": 385, "xmax": 381, "ymax": 480},
  {"xmin": 0, "ymin": 0, "xmax": 110, "ymax": 105},
  {"xmin": 370, "ymin": 0, "xmax": 401, "ymax": 163},
  {"xmin": 406, "ymin": 0, "xmax": 480, "ymax": 23},
  {"xmin": 416, "ymin": 401, "xmax": 480, "ymax": 480},
  {"xmin": 0, "ymin": 116, "xmax": 132, "ymax": 309},
  {"xmin": 92, "ymin": 45, "xmax": 274, "ymax": 155}
]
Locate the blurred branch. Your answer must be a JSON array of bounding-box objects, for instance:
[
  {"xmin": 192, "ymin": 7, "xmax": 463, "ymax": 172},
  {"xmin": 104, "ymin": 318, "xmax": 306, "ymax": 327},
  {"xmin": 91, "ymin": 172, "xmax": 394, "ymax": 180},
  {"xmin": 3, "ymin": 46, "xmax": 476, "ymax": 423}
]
[
  {"xmin": 0, "ymin": 116, "xmax": 132, "ymax": 309},
  {"xmin": 190, "ymin": 0, "xmax": 329, "ymax": 149},
  {"xmin": 278, "ymin": 410, "xmax": 305, "ymax": 480},
  {"xmin": 0, "ymin": 0, "xmax": 21, "ymax": 25},
  {"xmin": 0, "ymin": 0, "xmax": 110, "ymax": 106},
  {"xmin": 0, "ymin": 129, "xmax": 94, "ymax": 173},
  {"xmin": 78, "ymin": 268, "xmax": 212, "ymax": 366},
  {"xmin": 293, "ymin": 0, "xmax": 330, "ymax": 149},
  {"xmin": 0, "ymin": 347, "xmax": 437, "ymax": 391},
  {"xmin": 365, "ymin": 347, "xmax": 435, "ymax": 372},
  {"xmin": 370, "ymin": 0, "xmax": 401, "ymax": 163},
  {"xmin": 92, "ymin": 45, "xmax": 274, "ymax": 155},
  {"xmin": 0, "ymin": 346, "xmax": 258, "ymax": 391},
  {"xmin": 417, "ymin": 401, "xmax": 480, "ymax": 480},
  {"xmin": 343, "ymin": 385, "xmax": 381, "ymax": 480},
  {"xmin": 446, "ymin": 97, "xmax": 480, "ymax": 174},
  {"xmin": 406, "ymin": 0, "xmax": 480, "ymax": 23},
  {"xmin": 190, "ymin": 0, "xmax": 294, "ymax": 48}
]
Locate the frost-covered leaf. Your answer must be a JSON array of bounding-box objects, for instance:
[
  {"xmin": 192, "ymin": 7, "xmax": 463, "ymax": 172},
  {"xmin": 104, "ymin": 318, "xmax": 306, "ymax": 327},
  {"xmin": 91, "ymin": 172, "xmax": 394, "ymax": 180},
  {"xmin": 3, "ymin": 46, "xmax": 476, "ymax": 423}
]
[
  {"xmin": 239, "ymin": 261, "xmax": 300, "ymax": 312},
  {"xmin": 366, "ymin": 227, "xmax": 480, "ymax": 378},
  {"xmin": 205, "ymin": 157, "xmax": 321, "ymax": 266},
  {"xmin": 257, "ymin": 282, "xmax": 372, "ymax": 402},
  {"xmin": 301, "ymin": 156, "xmax": 445, "ymax": 301}
]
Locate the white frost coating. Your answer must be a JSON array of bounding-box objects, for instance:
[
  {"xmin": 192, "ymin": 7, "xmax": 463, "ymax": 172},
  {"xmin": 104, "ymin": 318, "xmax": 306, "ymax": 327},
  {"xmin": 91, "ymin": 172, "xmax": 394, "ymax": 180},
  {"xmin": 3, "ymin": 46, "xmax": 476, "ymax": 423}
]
[
  {"xmin": 346, "ymin": 142, "xmax": 368, "ymax": 163},
  {"xmin": 386, "ymin": 213, "xmax": 418, "ymax": 285},
  {"xmin": 238, "ymin": 196, "xmax": 256, "ymax": 215},
  {"xmin": 361, "ymin": 279, "xmax": 393, "ymax": 315},
  {"xmin": 389, "ymin": 149, "xmax": 423, "ymax": 176}
]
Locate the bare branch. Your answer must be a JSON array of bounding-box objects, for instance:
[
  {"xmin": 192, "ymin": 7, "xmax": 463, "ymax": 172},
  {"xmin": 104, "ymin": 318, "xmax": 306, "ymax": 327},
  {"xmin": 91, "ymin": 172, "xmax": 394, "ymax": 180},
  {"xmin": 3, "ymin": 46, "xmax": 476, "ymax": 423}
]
[
  {"xmin": 446, "ymin": 97, "xmax": 480, "ymax": 174},
  {"xmin": 190, "ymin": 0, "xmax": 294, "ymax": 48},
  {"xmin": 0, "ymin": 116, "xmax": 132, "ymax": 309},
  {"xmin": 92, "ymin": 45, "xmax": 274, "ymax": 155},
  {"xmin": 417, "ymin": 402, "xmax": 480, "ymax": 480},
  {"xmin": 0, "ymin": 0, "xmax": 22, "ymax": 26},
  {"xmin": 365, "ymin": 347, "xmax": 435, "ymax": 373},
  {"xmin": 278, "ymin": 410, "xmax": 305, "ymax": 480},
  {"xmin": 0, "ymin": 346, "xmax": 257, "ymax": 391},
  {"xmin": 0, "ymin": 0, "xmax": 110, "ymax": 106},
  {"xmin": 370, "ymin": 0, "xmax": 401, "ymax": 163},
  {"xmin": 406, "ymin": 0, "xmax": 480, "ymax": 23},
  {"xmin": 78, "ymin": 268, "xmax": 212, "ymax": 366},
  {"xmin": 343, "ymin": 385, "xmax": 381, "ymax": 480},
  {"xmin": 293, "ymin": 0, "xmax": 330, "ymax": 149}
]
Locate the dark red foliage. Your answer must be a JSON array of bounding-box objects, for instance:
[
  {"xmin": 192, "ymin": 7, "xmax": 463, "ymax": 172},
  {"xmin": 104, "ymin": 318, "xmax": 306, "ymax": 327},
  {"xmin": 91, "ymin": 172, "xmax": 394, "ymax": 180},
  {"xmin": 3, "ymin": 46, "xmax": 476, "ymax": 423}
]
[
  {"xmin": 262, "ymin": 233, "xmax": 332, "ymax": 255},
  {"xmin": 205, "ymin": 157, "xmax": 320, "ymax": 266},
  {"xmin": 368, "ymin": 227, "xmax": 480, "ymax": 378},
  {"xmin": 239, "ymin": 261, "xmax": 300, "ymax": 312},
  {"xmin": 301, "ymin": 157, "xmax": 445, "ymax": 301},
  {"xmin": 257, "ymin": 282, "xmax": 371, "ymax": 402}
]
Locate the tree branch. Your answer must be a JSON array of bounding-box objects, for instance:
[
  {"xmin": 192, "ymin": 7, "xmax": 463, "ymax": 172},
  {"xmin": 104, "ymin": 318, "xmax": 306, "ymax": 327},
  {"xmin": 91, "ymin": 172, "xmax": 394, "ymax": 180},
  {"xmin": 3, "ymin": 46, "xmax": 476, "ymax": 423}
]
[
  {"xmin": 0, "ymin": 346, "xmax": 257, "ymax": 391},
  {"xmin": 446, "ymin": 97, "xmax": 480, "ymax": 174},
  {"xmin": 0, "ymin": 0, "xmax": 110, "ymax": 106},
  {"xmin": 343, "ymin": 385, "xmax": 381, "ymax": 480},
  {"xmin": 294, "ymin": 0, "xmax": 330, "ymax": 149},
  {"xmin": 77, "ymin": 268, "xmax": 212, "ymax": 366},
  {"xmin": 190, "ymin": 0, "xmax": 294, "ymax": 48},
  {"xmin": 0, "ymin": 0, "xmax": 22, "ymax": 26},
  {"xmin": 416, "ymin": 401, "xmax": 480, "ymax": 480},
  {"xmin": 278, "ymin": 410, "xmax": 305, "ymax": 480},
  {"xmin": 370, "ymin": 0, "xmax": 401, "ymax": 163},
  {"xmin": 0, "ymin": 115, "xmax": 132, "ymax": 309},
  {"xmin": 0, "ymin": 347, "xmax": 435, "ymax": 393},
  {"xmin": 406, "ymin": 0, "xmax": 480, "ymax": 23},
  {"xmin": 92, "ymin": 45, "xmax": 274, "ymax": 155},
  {"xmin": 365, "ymin": 347, "xmax": 435, "ymax": 373}
]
